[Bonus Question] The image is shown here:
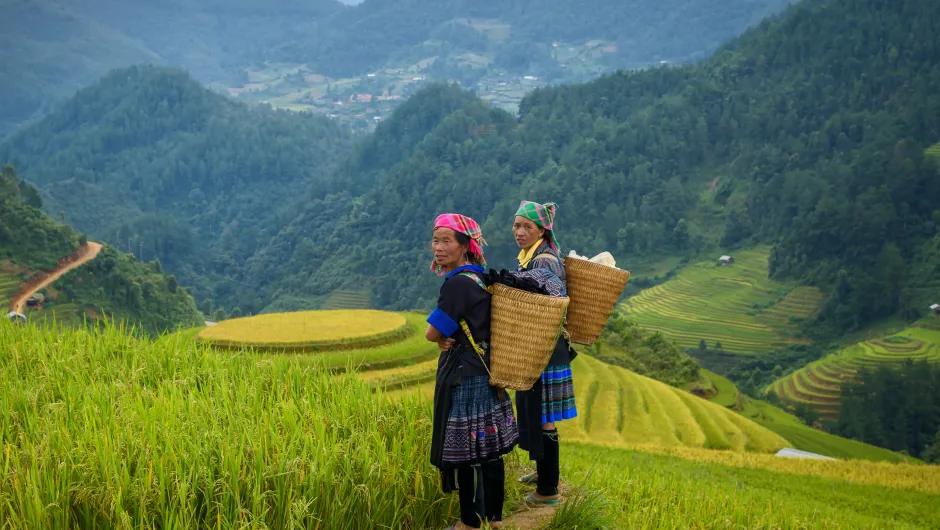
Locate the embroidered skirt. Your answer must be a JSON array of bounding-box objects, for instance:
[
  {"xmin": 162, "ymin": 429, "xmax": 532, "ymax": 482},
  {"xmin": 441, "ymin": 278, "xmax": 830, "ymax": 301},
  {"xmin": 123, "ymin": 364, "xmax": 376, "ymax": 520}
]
[
  {"xmin": 442, "ymin": 375, "xmax": 519, "ymax": 465},
  {"xmin": 541, "ymin": 364, "xmax": 577, "ymax": 424}
]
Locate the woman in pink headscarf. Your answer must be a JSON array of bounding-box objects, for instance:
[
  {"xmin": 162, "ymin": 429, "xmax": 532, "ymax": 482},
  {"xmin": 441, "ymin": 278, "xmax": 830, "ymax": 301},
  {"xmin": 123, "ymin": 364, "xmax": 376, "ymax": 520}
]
[{"xmin": 426, "ymin": 213, "xmax": 518, "ymax": 530}]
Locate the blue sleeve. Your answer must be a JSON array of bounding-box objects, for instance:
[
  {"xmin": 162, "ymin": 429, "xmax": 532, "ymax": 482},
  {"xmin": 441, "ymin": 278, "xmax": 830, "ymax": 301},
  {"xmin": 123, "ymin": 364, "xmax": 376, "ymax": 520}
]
[
  {"xmin": 427, "ymin": 308, "xmax": 459, "ymax": 337},
  {"xmin": 426, "ymin": 276, "xmax": 473, "ymax": 337}
]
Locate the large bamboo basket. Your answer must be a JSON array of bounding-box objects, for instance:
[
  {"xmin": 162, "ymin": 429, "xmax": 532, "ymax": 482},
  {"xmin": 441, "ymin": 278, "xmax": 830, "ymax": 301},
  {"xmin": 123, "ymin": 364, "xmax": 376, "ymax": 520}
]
[
  {"xmin": 564, "ymin": 257, "xmax": 631, "ymax": 346},
  {"xmin": 488, "ymin": 283, "xmax": 569, "ymax": 391}
]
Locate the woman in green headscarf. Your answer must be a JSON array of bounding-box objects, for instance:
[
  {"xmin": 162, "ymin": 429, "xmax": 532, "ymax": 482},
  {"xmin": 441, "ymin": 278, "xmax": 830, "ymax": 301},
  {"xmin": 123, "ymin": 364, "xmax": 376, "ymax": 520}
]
[{"xmin": 511, "ymin": 200, "xmax": 577, "ymax": 505}]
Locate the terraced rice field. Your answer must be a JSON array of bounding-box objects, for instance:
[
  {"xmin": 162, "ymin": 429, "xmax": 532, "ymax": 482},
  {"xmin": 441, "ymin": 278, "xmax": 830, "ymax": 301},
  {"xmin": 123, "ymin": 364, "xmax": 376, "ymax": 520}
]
[
  {"xmin": 27, "ymin": 302, "xmax": 82, "ymax": 327},
  {"xmin": 772, "ymin": 328, "xmax": 940, "ymax": 418},
  {"xmin": 383, "ymin": 354, "xmax": 787, "ymax": 453},
  {"xmin": 0, "ymin": 272, "xmax": 21, "ymax": 307},
  {"xmin": 4, "ymin": 321, "xmax": 939, "ymax": 529},
  {"xmin": 197, "ymin": 309, "xmax": 409, "ymax": 352},
  {"xmin": 321, "ymin": 289, "xmax": 372, "ymax": 310},
  {"xmin": 225, "ymin": 312, "xmax": 440, "ymax": 377},
  {"xmin": 926, "ymin": 141, "xmax": 940, "ymax": 160},
  {"xmin": 623, "ymin": 248, "xmax": 822, "ymax": 354}
]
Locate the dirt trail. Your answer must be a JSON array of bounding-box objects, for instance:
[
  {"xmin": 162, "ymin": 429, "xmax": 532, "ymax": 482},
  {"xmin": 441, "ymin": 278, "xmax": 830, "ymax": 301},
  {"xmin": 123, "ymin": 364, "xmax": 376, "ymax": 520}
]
[{"xmin": 9, "ymin": 242, "xmax": 103, "ymax": 313}]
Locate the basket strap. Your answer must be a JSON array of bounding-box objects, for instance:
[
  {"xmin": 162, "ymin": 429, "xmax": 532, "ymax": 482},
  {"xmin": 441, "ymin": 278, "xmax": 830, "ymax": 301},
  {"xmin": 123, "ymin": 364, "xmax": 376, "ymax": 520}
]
[
  {"xmin": 533, "ymin": 252, "xmax": 559, "ymax": 264},
  {"xmin": 459, "ymin": 319, "xmax": 487, "ymax": 358},
  {"xmin": 459, "ymin": 319, "xmax": 495, "ymax": 379},
  {"xmin": 459, "ymin": 271, "xmax": 492, "ymax": 293},
  {"xmin": 529, "ymin": 254, "xmax": 571, "ymax": 342}
]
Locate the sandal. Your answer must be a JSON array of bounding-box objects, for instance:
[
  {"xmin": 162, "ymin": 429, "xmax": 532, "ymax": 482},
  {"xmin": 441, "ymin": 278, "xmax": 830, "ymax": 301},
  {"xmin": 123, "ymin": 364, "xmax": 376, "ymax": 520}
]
[
  {"xmin": 518, "ymin": 471, "xmax": 538, "ymax": 485},
  {"xmin": 525, "ymin": 491, "xmax": 560, "ymax": 505}
]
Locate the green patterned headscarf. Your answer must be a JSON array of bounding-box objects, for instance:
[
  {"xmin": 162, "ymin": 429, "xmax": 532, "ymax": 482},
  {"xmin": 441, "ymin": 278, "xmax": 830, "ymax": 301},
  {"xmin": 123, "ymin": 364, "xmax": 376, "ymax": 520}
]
[{"xmin": 515, "ymin": 200, "xmax": 559, "ymax": 251}]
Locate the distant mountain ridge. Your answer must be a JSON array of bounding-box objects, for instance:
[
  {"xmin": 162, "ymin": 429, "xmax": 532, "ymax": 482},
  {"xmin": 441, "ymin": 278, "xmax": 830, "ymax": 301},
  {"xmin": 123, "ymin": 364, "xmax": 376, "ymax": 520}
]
[{"xmin": 0, "ymin": 0, "xmax": 791, "ymax": 137}]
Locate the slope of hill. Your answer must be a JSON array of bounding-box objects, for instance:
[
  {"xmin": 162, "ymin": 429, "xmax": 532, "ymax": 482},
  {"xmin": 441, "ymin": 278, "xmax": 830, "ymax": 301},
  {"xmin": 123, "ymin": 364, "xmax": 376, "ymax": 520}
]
[
  {"xmin": 696, "ymin": 369, "xmax": 915, "ymax": 463},
  {"xmin": 0, "ymin": 163, "xmax": 203, "ymax": 332},
  {"xmin": 237, "ymin": 0, "xmax": 940, "ymax": 335},
  {"xmin": 3, "ymin": 321, "xmax": 938, "ymax": 528},
  {"xmin": 1, "ymin": 0, "xmax": 790, "ymax": 137},
  {"xmin": 7, "ymin": 0, "xmax": 940, "ymax": 337},
  {"xmin": 771, "ymin": 326, "xmax": 940, "ymax": 418},
  {"xmin": 378, "ymin": 352, "xmax": 787, "ymax": 453},
  {"xmin": 0, "ymin": 0, "xmax": 343, "ymax": 137},
  {"xmin": 0, "ymin": 65, "xmax": 354, "ymax": 310},
  {"xmin": 238, "ymin": 0, "xmax": 792, "ymax": 120},
  {"xmin": 623, "ymin": 247, "xmax": 822, "ymax": 354}
]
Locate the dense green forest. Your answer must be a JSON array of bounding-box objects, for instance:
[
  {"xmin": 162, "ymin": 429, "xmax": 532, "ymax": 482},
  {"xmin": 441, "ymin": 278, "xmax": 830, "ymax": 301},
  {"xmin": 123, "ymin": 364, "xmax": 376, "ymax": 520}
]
[
  {"xmin": 0, "ymin": 164, "xmax": 79, "ymax": 269},
  {"xmin": 587, "ymin": 312, "xmax": 701, "ymax": 387},
  {"xmin": 49, "ymin": 247, "xmax": 205, "ymax": 335},
  {"xmin": 0, "ymin": 65, "xmax": 353, "ymax": 307},
  {"xmin": 4, "ymin": 0, "xmax": 940, "ymax": 337},
  {"xmin": 1, "ymin": 0, "xmax": 789, "ymax": 137},
  {"xmin": 835, "ymin": 361, "xmax": 940, "ymax": 462},
  {"xmin": 242, "ymin": 0, "xmax": 940, "ymax": 331},
  {"xmin": 1, "ymin": 162, "xmax": 203, "ymax": 333}
]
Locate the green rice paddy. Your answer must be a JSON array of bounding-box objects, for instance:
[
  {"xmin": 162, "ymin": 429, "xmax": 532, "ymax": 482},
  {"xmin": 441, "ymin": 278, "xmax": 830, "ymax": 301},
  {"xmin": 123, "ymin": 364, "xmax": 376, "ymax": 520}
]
[
  {"xmin": 382, "ymin": 354, "xmax": 788, "ymax": 453},
  {"xmin": 772, "ymin": 327, "xmax": 940, "ymax": 419},
  {"xmin": 321, "ymin": 289, "xmax": 372, "ymax": 310},
  {"xmin": 926, "ymin": 141, "xmax": 940, "ymax": 160},
  {"xmin": 0, "ymin": 272, "xmax": 21, "ymax": 307},
  {"xmin": 3, "ymin": 318, "xmax": 938, "ymax": 528},
  {"xmin": 622, "ymin": 248, "xmax": 822, "ymax": 355}
]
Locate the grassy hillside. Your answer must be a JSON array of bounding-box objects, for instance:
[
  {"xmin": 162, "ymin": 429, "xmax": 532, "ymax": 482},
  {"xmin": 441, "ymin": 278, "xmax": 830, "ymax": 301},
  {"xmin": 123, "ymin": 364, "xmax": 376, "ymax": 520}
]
[
  {"xmin": 697, "ymin": 369, "xmax": 915, "ymax": 463},
  {"xmin": 623, "ymin": 248, "xmax": 823, "ymax": 354},
  {"xmin": 559, "ymin": 355, "xmax": 787, "ymax": 452},
  {"xmin": 560, "ymin": 442, "xmax": 938, "ymax": 528},
  {"xmin": 3, "ymin": 320, "xmax": 938, "ymax": 528},
  {"xmin": 771, "ymin": 327, "xmax": 940, "ymax": 418},
  {"xmin": 382, "ymin": 352, "xmax": 787, "ymax": 453}
]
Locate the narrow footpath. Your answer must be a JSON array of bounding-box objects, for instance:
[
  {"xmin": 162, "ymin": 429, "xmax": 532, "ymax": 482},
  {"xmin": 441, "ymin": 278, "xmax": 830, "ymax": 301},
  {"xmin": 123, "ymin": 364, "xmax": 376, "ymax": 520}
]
[{"xmin": 9, "ymin": 242, "xmax": 103, "ymax": 313}]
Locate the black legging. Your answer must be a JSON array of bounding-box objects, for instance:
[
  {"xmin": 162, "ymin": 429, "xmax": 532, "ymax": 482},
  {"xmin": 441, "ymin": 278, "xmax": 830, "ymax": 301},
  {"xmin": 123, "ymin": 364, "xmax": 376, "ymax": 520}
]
[
  {"xmin": 536, "ymin": 429, "xmax": 560, "ymax": 496},
  {"xmin": 457, "ymin": 458, "xmax": 505, "ymax": 527}
]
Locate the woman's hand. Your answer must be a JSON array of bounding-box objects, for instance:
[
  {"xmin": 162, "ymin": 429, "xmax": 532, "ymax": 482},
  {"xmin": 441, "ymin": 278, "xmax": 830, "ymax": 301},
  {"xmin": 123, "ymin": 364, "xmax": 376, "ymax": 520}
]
[{"xmin": 437, "ymin": 337, "xmax": 455, "ymax": 351}]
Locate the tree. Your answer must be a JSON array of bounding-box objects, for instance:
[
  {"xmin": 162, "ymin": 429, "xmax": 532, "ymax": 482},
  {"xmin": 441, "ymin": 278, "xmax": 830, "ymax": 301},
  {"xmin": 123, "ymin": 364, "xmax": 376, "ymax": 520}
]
[
  {"xmin": 202, "ymin": 298, "xmax": 213, "ymax": 316},
  {"xmin": 714, "ymin": 341, "xmax": 723, "ymax": 351},
  {"xmin": 213, "ymin": 308, "xmax": 227, "ymax": 322},
  {"xmin": 672, "ymin": 218, "xmax": 690, "ymax": 249},
  {"xmin": 167, "ymin": 275, "xmax": 178, "ymax": 293},
  {"xmin": 698, "ymin": 339, "xmax": 707, "ymax": 351},
  {"xmin": 230, "ymin": 307, "xmax": 242, "ymax": 318},
  {"xmin": 924, "ymin": 427, "xmax": 940, "ymax": 464}
]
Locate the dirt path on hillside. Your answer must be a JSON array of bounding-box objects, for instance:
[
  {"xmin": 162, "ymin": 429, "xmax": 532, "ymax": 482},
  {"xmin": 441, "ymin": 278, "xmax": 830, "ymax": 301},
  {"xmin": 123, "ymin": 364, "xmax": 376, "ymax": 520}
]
[
  {"xmin": 499, "ymin": 481, "xmax": 569, "ymax": 529},
  {"xmin": 9, "ymin": 242, "xmax": 103, "ymax": 313}
]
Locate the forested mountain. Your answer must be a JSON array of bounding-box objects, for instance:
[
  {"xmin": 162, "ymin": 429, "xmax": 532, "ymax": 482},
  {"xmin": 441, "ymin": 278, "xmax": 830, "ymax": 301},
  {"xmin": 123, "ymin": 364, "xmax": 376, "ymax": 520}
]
[
  {"xmin": 278, "ymin": 0, "xmax": 792, "ymax": 77},
  {"xmin": 0, "ymin": 164, "xmax": 202, "ymax": 333},
  {"xmin": 0, "ymin": 0, "xmax": 342, "ymax": 137},
  {"xmin": 0, "ymin": 65, "xmax": 353, "ymax": 308},
  {"xmin": 243, "ymin": 0, "xmax": 940, "ymax": 332},
  {"xmin": 6, "ymin": 0, "xmax": 940, "ymax": 336},
  {"xmin": 1, "ymin": 0, "xmax": 790, "ymax": 137}
]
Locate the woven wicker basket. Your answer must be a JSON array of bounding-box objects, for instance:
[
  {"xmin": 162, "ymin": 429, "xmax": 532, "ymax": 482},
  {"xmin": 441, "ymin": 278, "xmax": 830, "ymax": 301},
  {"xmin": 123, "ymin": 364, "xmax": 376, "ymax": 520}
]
[
  {"xmin": 488, "ymin": 283, "xmax": 570, "ymax": 391},
  {"xmin": 564, "ymin": 257, "xmax": 631, "ymax": 346}
]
